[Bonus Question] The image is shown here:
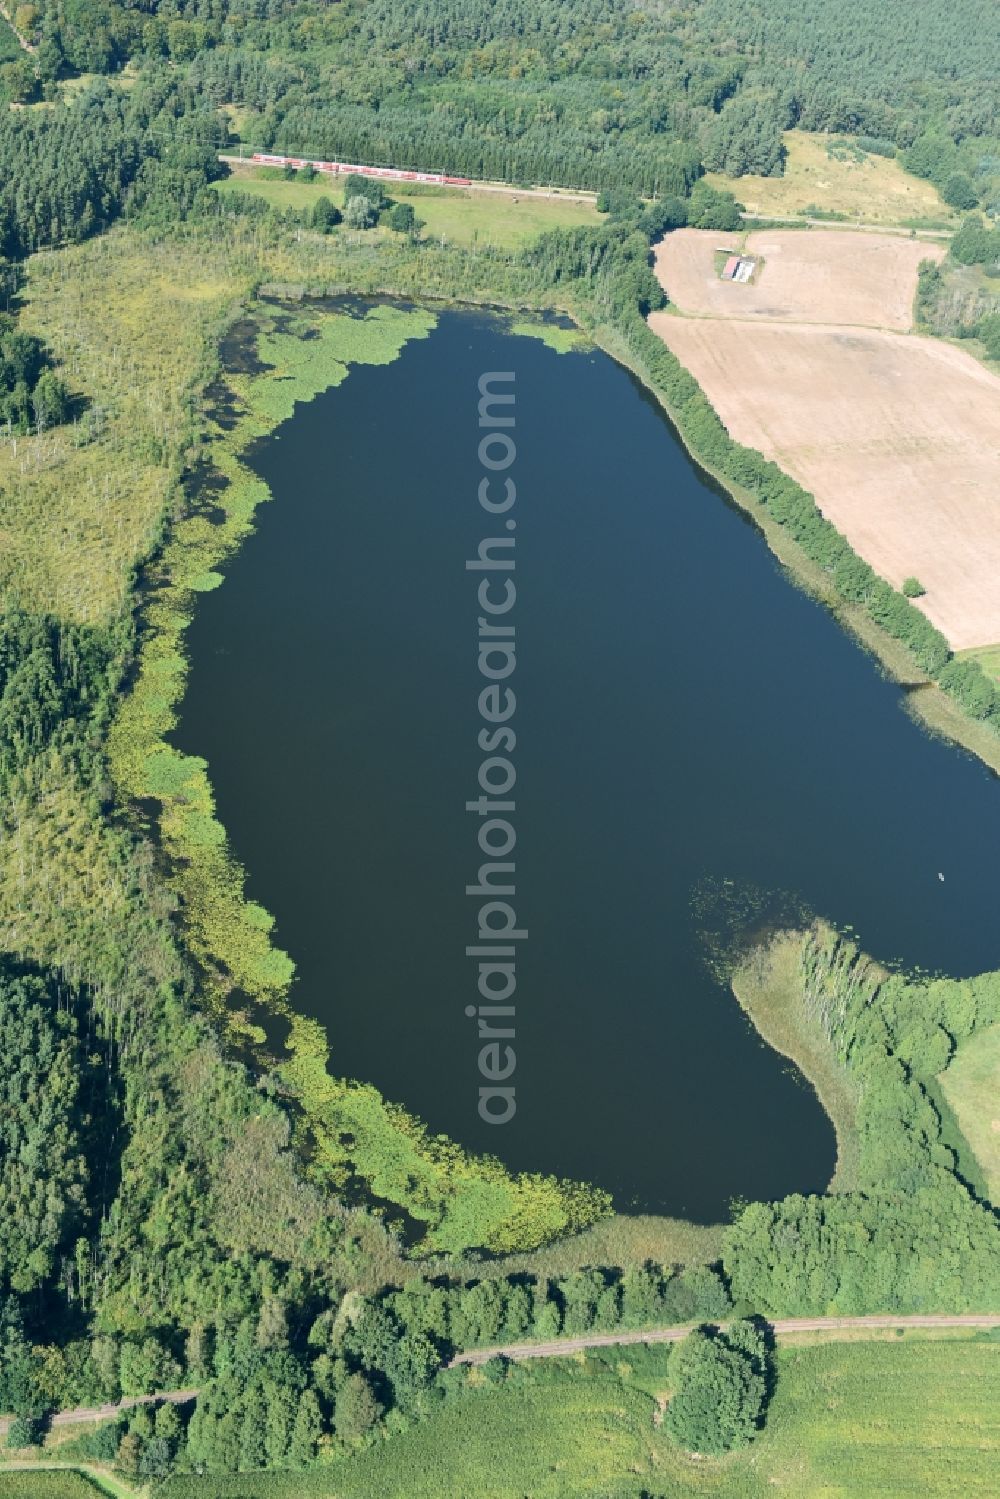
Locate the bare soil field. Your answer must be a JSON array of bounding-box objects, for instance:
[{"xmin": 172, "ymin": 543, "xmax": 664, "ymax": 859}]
[
  {"xmin": 650, "ymin": 227, "xmax": 1000, "ymax": 651},
  {"xmin": 706, "ymin": 131, "xmax": 954, "ymax": 228},
  {"xmin": 654, "ymin": 228, "xmax": 945, "ymax": 330},
  {"xmin": 649, "ymin": 312, "xmax": 1000, "ymax": 649}
]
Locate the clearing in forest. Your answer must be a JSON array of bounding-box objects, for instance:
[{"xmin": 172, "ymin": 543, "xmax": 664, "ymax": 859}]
[
  {"xmin": 650, "ymin": 230, "xmax": 1000, "ymax": 652},
  {"xmin": 940, "ymin": 1023, "xmax": 1000, "ymax": 1204},
  {"xmin": 706, "ymin": 131, "xmax": 955, "ymax": 228}
]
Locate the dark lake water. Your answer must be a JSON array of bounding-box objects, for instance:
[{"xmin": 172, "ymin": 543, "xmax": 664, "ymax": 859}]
[{"xmin": 175, "ymin": 307, "xmax": 1000, "ymax": 1222}]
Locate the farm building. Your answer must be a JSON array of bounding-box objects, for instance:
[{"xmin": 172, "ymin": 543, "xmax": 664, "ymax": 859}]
[{"xmin": 720, "ymin": 254, "xmax": 757, "ymax": 283}]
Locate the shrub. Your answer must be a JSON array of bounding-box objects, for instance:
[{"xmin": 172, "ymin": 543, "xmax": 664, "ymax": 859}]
[
  {"xmin": 903, "ymin": 134, "xmax": 958, "ymax": 186},
  {"xmin": 638, "ymin": 196, "xmax": 688, "ymax": 239},
  {"xmin": 951, "ymin": 215, "xmax": 1000, "ymax": 267},
  {"xmin": 943, "ymin": 173, "xmax": 978, "ymax": 210},
  {"xmin": 902, "ymin": 576, "xmax": 926, "ymax": 597},
  {"xmin": 311, "ymin": 196, "xmax": 340, "ymax": 232},
  {"xmin": 978, "ymin": 312, "xmax": 1000, "ymax": 360},
  {"xmin": 7, "ymin": 1414, "xmax": 41, "ymax": 1448},
  {"xmin": 387, "ymin": 201, "xmax": 417, "ymax": 233},
  {"xmin": 665, "ymin": 1326, "xmax": 766, "ymax": 1454},
  {"xmin": 687, "ymin": 180, "xmax": 744, "ymax": 232},
  {"xmin": 856, "ymin": 135, "xmax": 898, "ymax": 158},
  {"xmin": 69, "ymin": 1420, "xmax": 122, "ymax": 1461},
  {"xmin": 343, "ymin": 173, "xmax": 387, "ymax": 209},
  {"xmin": 344, "ymin": 194, "xmax": 377, "ymax": 229}
]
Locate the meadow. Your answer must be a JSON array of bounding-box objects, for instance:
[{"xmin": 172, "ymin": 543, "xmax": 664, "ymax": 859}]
[
  {"xmin": 0, "ymin": 233, "xmax": 241, "ymax": 624},
  {"xmin": 213, "ymin": 168, "xmax": 601, "ymax": 249},
  {"xmin": 940, "ymin": 1023, "xmax": 1000, "ymax": 1203},
  {"xmin": 155, "ymin": 1336, "xmax": 1000, "ymax": 1497},
  {"xmin": 706, "ymin": 131, "xmax": 955, "ymax": 228}
]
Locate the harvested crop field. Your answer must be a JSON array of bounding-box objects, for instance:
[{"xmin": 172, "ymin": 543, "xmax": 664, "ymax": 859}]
[
  {"xmin": 650, "ymin": 230, "xmax": 1000, "ymax": 652},
  {"xmin": 654, "ymin": 228, "xmax": 944, "ymax": 330}
]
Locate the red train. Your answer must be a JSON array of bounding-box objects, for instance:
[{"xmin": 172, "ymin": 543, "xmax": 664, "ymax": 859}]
[{"xmin": 251, "ymin": 153, "xmax": 473, "ymax": 188}]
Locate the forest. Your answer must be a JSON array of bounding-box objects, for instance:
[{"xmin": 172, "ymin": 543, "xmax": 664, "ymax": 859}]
[
  {"xmin": 0, "ymin": 73, "xmax": 224, "ymax": 257},
  {"xmin": 0, "ymin": 0, "xmax": 998, "ymax": 1491},
  {"xmin": 1, "ymin": 0, "xmax": 999, "ymax": 197}
]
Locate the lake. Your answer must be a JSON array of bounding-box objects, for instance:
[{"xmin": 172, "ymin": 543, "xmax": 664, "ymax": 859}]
[{"xmin": 174, "ymin": 306, "xmax": 1000, "ymax": 1222}]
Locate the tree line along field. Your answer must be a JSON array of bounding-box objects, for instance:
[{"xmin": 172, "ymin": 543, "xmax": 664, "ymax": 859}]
[{"xmin": 212, "ymin": 167, "xmax": 602, "ymax": 250}]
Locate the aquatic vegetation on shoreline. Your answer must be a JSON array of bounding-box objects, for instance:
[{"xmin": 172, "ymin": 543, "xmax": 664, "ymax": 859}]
[{"xmin": 109, "ymin": 298, "xmax": 612, "ymax": 1253}]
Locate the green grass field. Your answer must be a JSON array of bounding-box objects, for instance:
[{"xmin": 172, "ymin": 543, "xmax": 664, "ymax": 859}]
[
  {"xmin": 213, "ymin": 169, "xmax": 601, "ymax": 248},
  {"xmin": 157, "ymin": 1337, "xmax": 1000, "ymax": 1498},
  {"xmin": 940, "ymin": 1023, "xmax": 1000, "ymax": 1203},
  {"xmin": 0, "ymin": 1475, "xmax": 112, "ymax": 1498}
]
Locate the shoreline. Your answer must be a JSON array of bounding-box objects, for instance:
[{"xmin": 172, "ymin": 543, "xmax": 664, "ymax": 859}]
[
  {"xmin": 109, "ymin": 293, "xmax": 616, "ymax": 1258},
  {"xmin": 729, "ymin": 929, "xmax": 861, "ymax": 1194},
  {"xmin": 593, "ymin": 319, "xmax": 1000, "ymax": 778}
]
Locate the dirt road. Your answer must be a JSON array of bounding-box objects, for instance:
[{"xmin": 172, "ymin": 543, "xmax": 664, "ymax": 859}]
[
  {"xmin": 0, "ymin": 1387, "xmax": 197, "ymax": 1438},
  {"xmin": 450, "ymin": 1314, "xmax": 1000, "ymax": 1365},
  {"xmin": 741, "ymin": 212, "xmax": 953, "ymax": 239}
]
